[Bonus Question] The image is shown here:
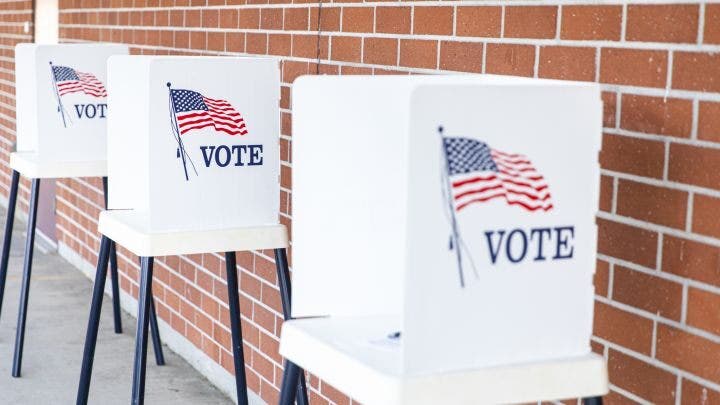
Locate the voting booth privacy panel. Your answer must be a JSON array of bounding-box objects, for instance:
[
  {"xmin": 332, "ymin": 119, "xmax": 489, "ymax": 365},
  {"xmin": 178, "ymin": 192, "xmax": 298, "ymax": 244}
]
[
  {"xmin": 292, "ymin": 75, "xmax": 602, "ymax": 375},
  {"xmin": 107, "ymin": 56, "xmax": 280, "ymax": 232},
  {"xmin": 15, "ymin": 43, "xmax": 128, "ymax": 161}
]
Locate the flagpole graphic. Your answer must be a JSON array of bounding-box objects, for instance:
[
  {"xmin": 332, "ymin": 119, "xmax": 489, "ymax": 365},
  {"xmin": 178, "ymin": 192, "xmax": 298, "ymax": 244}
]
[
  {"xmin": 167, "ymin": 82, "xmax": 191, "ymax": 181},
  {"xmin": 438, "ymin": 126, "xmax": 465, "ymax": 288},
  {"xmin": 49, "ymin": 61, "xmax": 67, "ymax": 128}
]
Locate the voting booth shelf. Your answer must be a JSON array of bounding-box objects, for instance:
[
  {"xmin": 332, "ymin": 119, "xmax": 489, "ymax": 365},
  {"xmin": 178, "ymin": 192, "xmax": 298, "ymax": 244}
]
[
  {"xmin": 0, "ymin": 43, "xmax": 165, "ymax": 381},
  {"xmin": 278, "ymin": 74, "xmax": 608, "ymax": 404},
  {"xmin": 75, "ymin": 55, "xmax": 308, "ymax": 405}
]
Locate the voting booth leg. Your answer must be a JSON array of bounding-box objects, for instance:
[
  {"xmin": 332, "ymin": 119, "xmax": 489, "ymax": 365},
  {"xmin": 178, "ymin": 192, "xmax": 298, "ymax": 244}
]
[
  {"xmin": 583, "ymin": 396, "xmax": 603, "ymax": 405},
  {"xmin": 134, "ymin": 257, "xmax": 165, "ymax": 367},
  {"xmin": 274, "ymin": 248, "xmax": 309, "ymax": 405},
  {"xmin": 131, "ymin": 256, "xmax": 154, "ymax": 405},
  {"xmin": 11, "ymin": 178, "xmax": 40, "ymax": 378},
  {"xmin": 148, "ymin": 294, "xmax": 165, "ymax": 366},
  {"xmin": 278, "ymin": 361, "xmax": 302, "ymax": 405},
  {"xmin": 0, "ymin": 170, "xmax": 19, "ymax": 321},
  {"xmin": 102, "ymin": 176, "xmax": 123, "ymax": 334},
  {"xmin": 76, "ymin": 236, "xmax": 112, "ymax": 405},
  {"xmin": 224, "ymin": 251, "xmax": 249, "ymax": 405}
]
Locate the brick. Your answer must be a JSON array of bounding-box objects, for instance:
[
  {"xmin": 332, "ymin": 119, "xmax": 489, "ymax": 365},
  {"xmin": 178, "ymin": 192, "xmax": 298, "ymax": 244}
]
[
  {"xmin": 599, "ymin": 134, "xmax": 665, "ymax": 179},
  {"xmin": 239, "ymin": 9, "xmax": 260, "ymax": 29},
  {"xmin": 593, "ymin": 301, "xmax": 654, "ymax": 355},
  {"xmin": 485, "ymin": 43, "xmax": 535, "ymax": 77},
  {"xmin": 330, "ymin": 36, "xmax": 361, "ymax": 63},
  {"xmin": 599, "ymin": 175, "xmax": 613, "ymax": 212},
  {"xmin": 621, "ymin": 95, "xmax": 693, "ymax": 138},
  {"xmin": 616, "ymin": 179, "xmax": 687, "ymax": 229},
  {"xmin": 504, "ymin": 6, "xmax": 557, "ymax": 39},
  {"xmin": 605, "ymin": 390, "xmax": 638, "ymax": 405},
  {"xmin": 341, "ymin": 7, "xmax": 373, "ymax": 33},
  {"xmin": 440, "ymin": 41, "xmax": 483, "ymax": 74},
  {"xmin": 456, "ymin": 6, "xmax": 501, "ymax": 38},
  {"xmin": 317, "ymin": 382, "xmax": 348, "ymax": 405},
  {"xmin": 669, "ymin": 143, "xmax": 720, "ymax": 191},
  {"xmin": 597, "ymin": 218, "xmax": 658, "ymax": 268},
  {"xmin": 310, "ymin": 6, "xmax": 340, "ymax": 32},
  {"xmin": 600, "ymin": 48, "xmax": 668, "ymax": 88},
  {"xmin": 673, "ymin": 52, "xmax": 720, "ymax": 92},
  {"xmin": 613, "ymin": 265, "xmax": 683, "ymax": 320},
  {"xmin": 698, "ymin": 102, "xmax": 720, "ymax": 142},
  {"xmin": 260, "ymin": 8, "xmax": 282, "ymax": 30},
  {"xmin": 682, "ymin": 379, "xmax": 720, "ymax": 404},
  {"xmin": 626, "ymin": 4, "xmax": 699, "ymax": 43},
  {"xmin": 656, "ymin": 324, "xmax": 720, "ymax": 382},
  {"xmin": 292, "ymin": 34, "xmax": 328, "ymax": 59},
  {"xmin": 218, "ymin": 9, "xmax": 237, "ymax": 29},
  {"xmin": 375, "ymin": 6, "xmax": 410, "ymax": 34},
  {"xmin": 692, "ymin": 193, "xmax": 720, "ymax": 239},
  {"xmin": 686, "ymin": 287, "xmax": 720, "ymax": 336},
  {"xmin": 268, "ymin": 34, "xmax": 290, "ymax": 56},
  {"xmin": 283, "ymin": 7, "xmax": 308, "ymax": 31},
  {"xmin": 399, "ymin": 39, "xmax": 436, "ymax": 69},
  {"xmin": 225, "ymin": 32, "xmax": 245, "ymax": 52},
  {"xmin": 207, "ymin": 31, "xmax": 224, "ymax": 51},
  {"xmin": 561, "ymin": 5, "xmax": 622, "ymax": 41},
  {"xmin": 594, "ymin": 259, "xmax": 609, "ymax": 297},
  {"xmin": 705, "ymin": 4, "xmax": 720, "ymax": 44},
  {"xmin": 602, "ymin": 92, "xmax": 617, "ymax": 128},
  {"xmin": 246, "ymin": 32, "xmax": 267, "ymax": 54},
  {"xmin": 538, "ymin": 46, "xmax": 595, "ymax": 82},
  {"xmin": 662, "ymin": 235, "xmax": 720, "ymax": 287},
  {"xmin": 608, "ymin": 349, "xmax": 678, "ymax": 404},
  {"xmin": 363, "ymin": 37, "xmax": 397, "ymax": 66},
  {"xmin": 413, "ymin": 7, "xmax": 453, "ymax": 36}
]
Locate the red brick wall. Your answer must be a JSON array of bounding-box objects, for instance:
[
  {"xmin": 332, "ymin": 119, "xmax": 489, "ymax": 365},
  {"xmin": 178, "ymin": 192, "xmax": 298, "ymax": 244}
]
[{"xmin": 3, "ymin": 1, "xmax": 720, "ymax": 404}]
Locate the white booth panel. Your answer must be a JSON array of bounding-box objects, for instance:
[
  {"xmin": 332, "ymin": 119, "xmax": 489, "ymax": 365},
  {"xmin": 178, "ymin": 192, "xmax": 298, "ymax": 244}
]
[
  {"xmin": 107, "ymin": 56, "xmax": 280, "ymax": 233},
  {"xmin": 404, "ymin": 83, "xmax": 601, "ymax": 374},
  {"xmin": 15, "ymin": 43, "xmax": 128, "ymax": 161}
]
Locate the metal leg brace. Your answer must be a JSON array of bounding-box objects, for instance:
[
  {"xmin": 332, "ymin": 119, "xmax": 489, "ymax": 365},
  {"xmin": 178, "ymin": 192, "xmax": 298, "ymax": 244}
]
[
  {"xmin": 12, "ymin": 178, "xmax": 40, "ymax": 378},
  {"xmin": 274, "ymin": 248, "xmax": 309, "ymax": 405}
]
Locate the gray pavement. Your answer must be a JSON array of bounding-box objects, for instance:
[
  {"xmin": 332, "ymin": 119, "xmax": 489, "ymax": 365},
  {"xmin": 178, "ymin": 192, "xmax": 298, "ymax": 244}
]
[{"xmin": 0, "ymin": 207, "xmax": 232, "ymax": 405}]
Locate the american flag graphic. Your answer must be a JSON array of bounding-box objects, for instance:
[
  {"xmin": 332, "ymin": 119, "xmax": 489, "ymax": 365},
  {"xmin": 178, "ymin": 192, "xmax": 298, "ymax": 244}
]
[
  {"xmin": 443, "ymin": 137, "xmax": 553, "ymax": 212},
  {"xmin": 52, "ymin": 65, "xmax": 107, "ymax": 98},
  {"xmin": 170, "ymin": 89, "xmax": 247, "ymax": 136}
]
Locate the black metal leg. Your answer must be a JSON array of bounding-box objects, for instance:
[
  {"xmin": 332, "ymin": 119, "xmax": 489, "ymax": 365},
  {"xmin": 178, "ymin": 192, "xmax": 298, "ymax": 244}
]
[
  {"xmin": 102, "ymin": 177, "xmax": 123, "ymax": 334},
  {"xmin": 274, "ymin": 248, "xmax": 309, "ymax": 405},
  {"xmin": 11, "ymin": 178, "xmax": 40, "ymax": 378},
  {"xmin": 278, "ymin": 361, "xmax": 301, "ymax": 405},
  {"xmin": 0, "ymin": 170, "xmax": 19, "ymax": 322},
  {"xmin": 582, "ymin": 396, "xmax": 604, "ymax": 405},
  {"xmin": 224, "ymin": 251, "xmax": 249, "ymax": 405},
  {"xmin": 148, "ymin": 294, "xmax": 165, "ymax": 366},
  {"xmin": 131, "ymin": 256, "xmax": 154, "ymax": 405},
  {"xmin": 135, "ymin": 257, "xmax": 165, "ymax": 367},
  {"xmin": 76, "ymin": 236, "xmax": 112, "ymax": 405}
]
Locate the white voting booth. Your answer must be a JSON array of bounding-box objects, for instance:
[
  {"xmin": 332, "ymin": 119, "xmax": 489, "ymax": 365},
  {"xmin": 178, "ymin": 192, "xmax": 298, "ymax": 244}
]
[
  {"xmin": 280, "ymin": 75, "xmax": 608, "ymax": 404},
  {"xmin": 1, "ymin": 44, "xmax": 131, "ymax": 380},
  {"xmin": 75, "ymin": 56, "xmax": 308, "ymax": 405},
  {"xmin": 106, "ymin": 56, "xmax": 280, "ymax": 232},
  {"xmin": 15, "ymin": 43, "xmax": 127, "ymax": 166}
]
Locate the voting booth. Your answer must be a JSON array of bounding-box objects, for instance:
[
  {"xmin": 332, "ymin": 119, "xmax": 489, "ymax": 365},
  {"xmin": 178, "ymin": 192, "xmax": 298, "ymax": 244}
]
[
  {"xmin": 15, "ymin": 43, "xmax": 128, "ymax": 162},
  {"xmin": 77, "ymin": 56, "xmax": 309, "ymax": 405},
  {"xmin": 279, "ymin": 75, "xmax": 608, "ymax": 404},
  {"xmin": 0, "ymin": 43, "xmax": 138, "ymax": 380},
  {"xmin": 106, "ymin": 55, "xmax": 280, "ymax": 232}
]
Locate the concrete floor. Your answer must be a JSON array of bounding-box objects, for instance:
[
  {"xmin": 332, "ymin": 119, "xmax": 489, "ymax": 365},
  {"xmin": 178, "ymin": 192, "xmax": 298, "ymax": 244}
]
[{"xmin": 0, "ymin": 208, "xmax": 232, "ymax": 404}]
